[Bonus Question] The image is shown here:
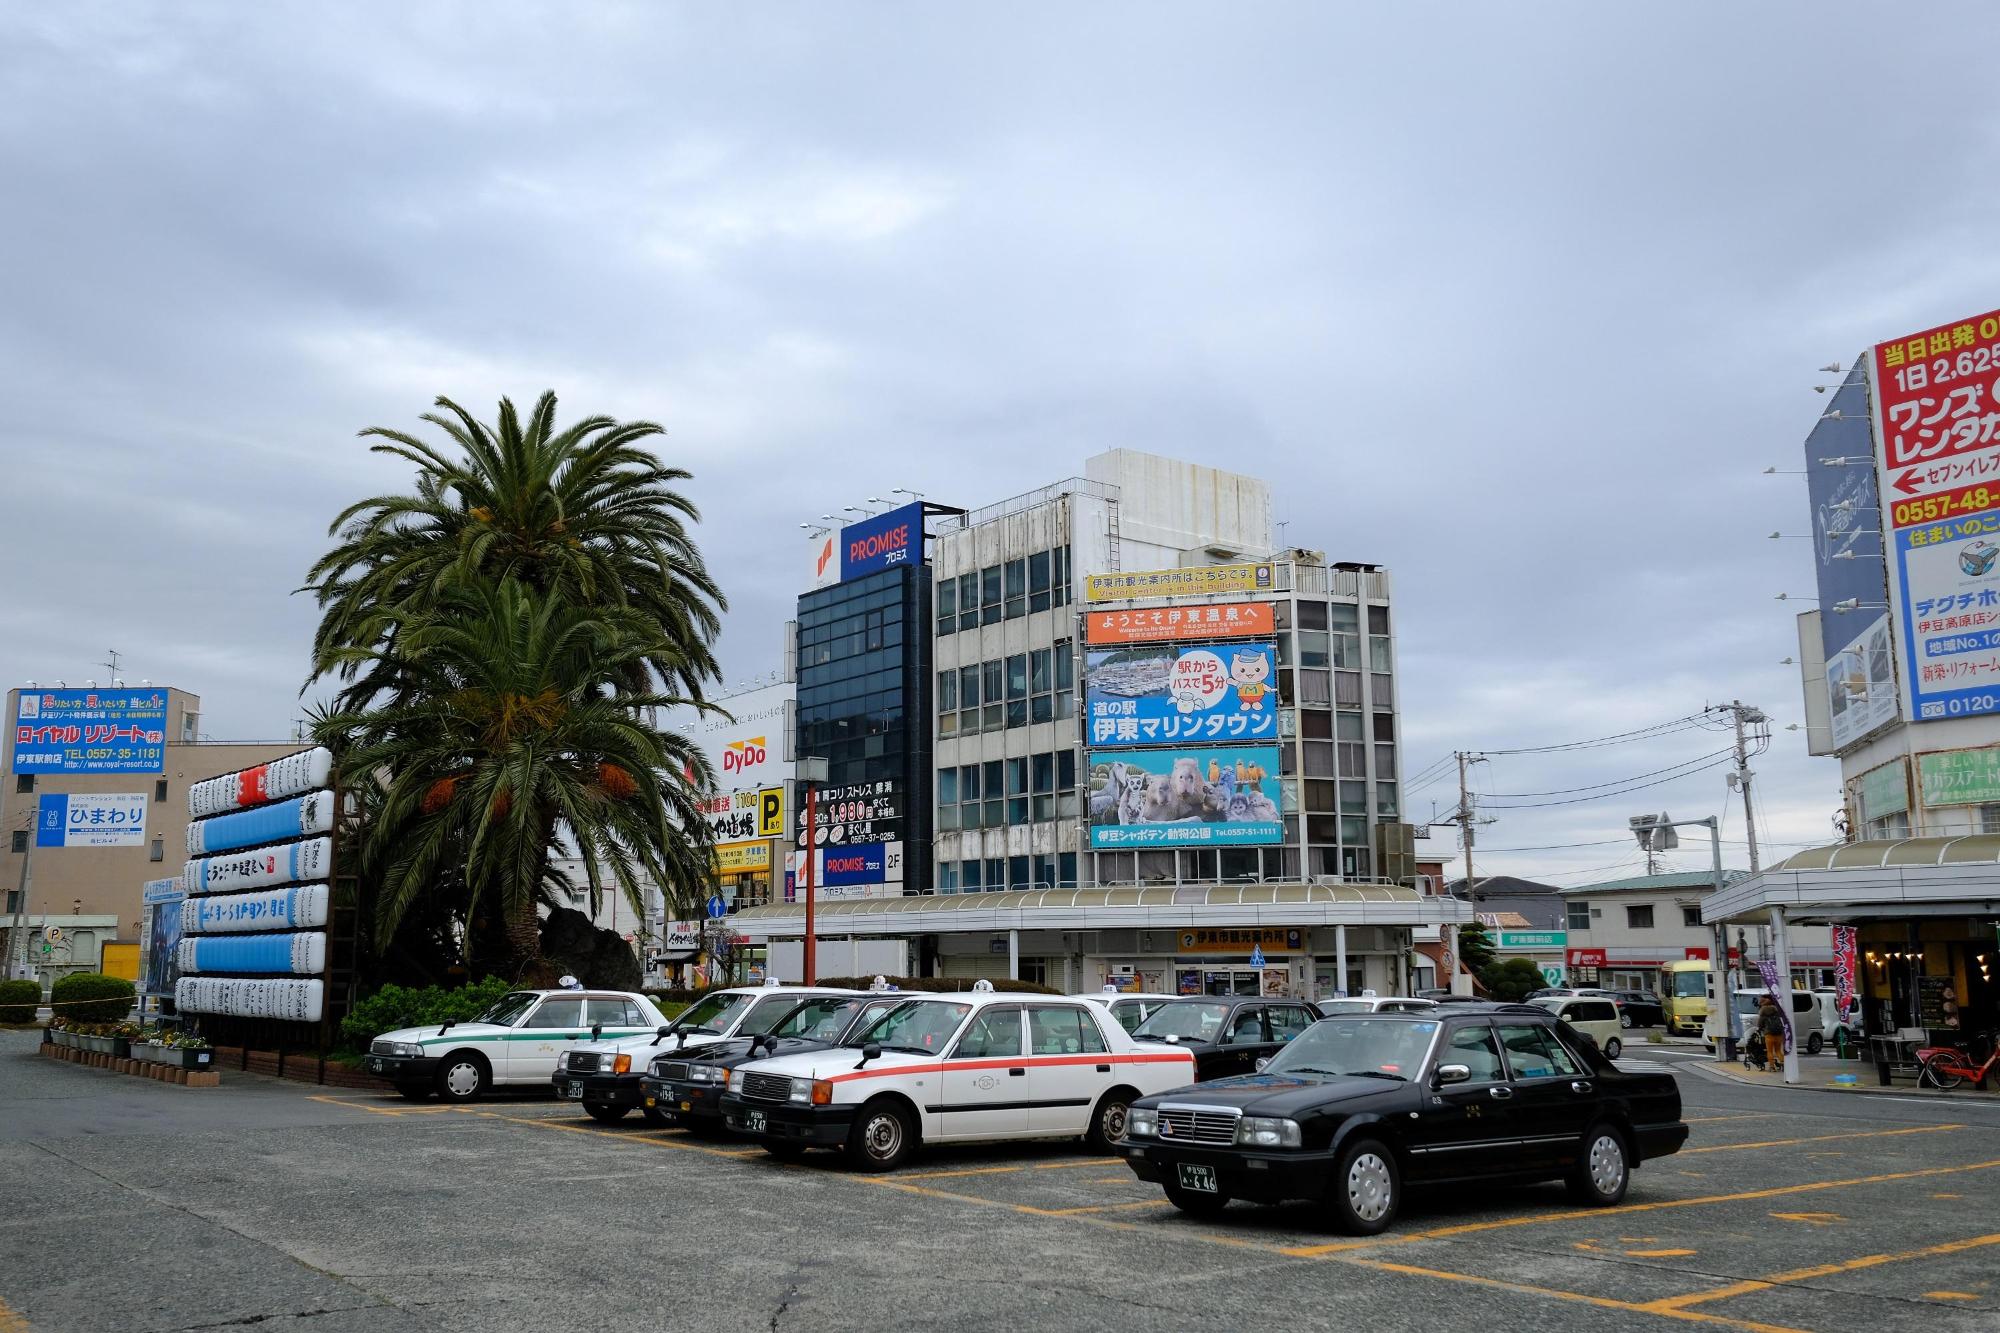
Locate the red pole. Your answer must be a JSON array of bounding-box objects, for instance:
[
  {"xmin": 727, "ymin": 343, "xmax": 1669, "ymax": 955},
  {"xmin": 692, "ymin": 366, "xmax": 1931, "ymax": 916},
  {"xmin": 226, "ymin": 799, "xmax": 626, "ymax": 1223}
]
[{"xmin": 802, "ymin": 782, "xmax": 817, "ymax": 985}]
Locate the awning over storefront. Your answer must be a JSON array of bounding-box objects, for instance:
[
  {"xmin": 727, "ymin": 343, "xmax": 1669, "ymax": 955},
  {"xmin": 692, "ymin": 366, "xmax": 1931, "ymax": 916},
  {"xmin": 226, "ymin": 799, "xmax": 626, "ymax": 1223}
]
[
  {"xmin": 1702, "ymin": 836, "xmax": 2000, "ymax": 926},
  {"xmin": 732, "ymin": 882, "xmax": 1471, "ymax": 942}
]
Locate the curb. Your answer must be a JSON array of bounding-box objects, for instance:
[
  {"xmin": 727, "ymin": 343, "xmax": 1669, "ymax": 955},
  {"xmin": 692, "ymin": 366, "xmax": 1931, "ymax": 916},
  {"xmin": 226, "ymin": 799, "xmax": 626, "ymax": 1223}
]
[{"xmin": 1679, "ymin": 1054, "xmax": 2000, "ymax": 1101}]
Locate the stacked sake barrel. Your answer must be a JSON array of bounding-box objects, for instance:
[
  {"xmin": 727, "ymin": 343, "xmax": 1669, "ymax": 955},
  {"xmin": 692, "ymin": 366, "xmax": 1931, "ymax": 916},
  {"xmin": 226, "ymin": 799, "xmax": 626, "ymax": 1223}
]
[{"xmin": 173, "ymin": 747, "xmax": 335, "ymax": 1023}]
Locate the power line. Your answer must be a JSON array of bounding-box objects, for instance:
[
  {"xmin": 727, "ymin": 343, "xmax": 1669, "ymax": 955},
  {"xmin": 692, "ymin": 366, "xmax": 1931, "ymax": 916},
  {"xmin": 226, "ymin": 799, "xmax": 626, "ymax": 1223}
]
[
  {"xmin": 1481, "ymin": 747, "xmax": 1737, "ymax": 799},
  {"xmin": 1472, "ymin": 712, "xmax": 1713, "ymax": 757},
  {"xmin": 1479, "ymin": 752, "xmax": 1739, "ymax": 810}
]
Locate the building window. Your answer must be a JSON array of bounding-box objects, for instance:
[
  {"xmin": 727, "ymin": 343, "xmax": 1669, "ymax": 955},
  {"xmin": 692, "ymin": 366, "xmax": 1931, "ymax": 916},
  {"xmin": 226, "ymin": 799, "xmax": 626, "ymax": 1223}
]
[
  {"xmin": 1864, "ymin": 812, "xmax": 1911, "ymax": 840},
  {"xmin": 1566, "ymin": 901, "xmax": 1590, "ymax": 932},
  {"xmin": 1005, "ymin": 756, "xmax": 1029, "ymax": 825},
  {"xmin": 981, "ymin": 565, "xmax": 1003, "ymax": 625},
  {"xmin": 1052, "ymin": 545, "xmax": 1071, "ymax": 608},
  {"xmin": 982, "ymin": 661, "xmax": 1004, "ymax": 731},
  {"xmin": 1058, "ymin": 751, "xmax": 1078, "ymax": 817},
  {"xmin": 1005, "ymin": 654, "xmax": 1028, "ymax": 728},
  {"xmin": 936, "ymin": 578, "xmax": 957, "ymax": 636},
  {"xmin": 1626, "ymin": 904, "xmax": 1655, "ymax": 929},
  {"xmin": 1058, "ymin": 851, "xmax": 1078, "ymax": 886},
  {"xmin": 149, "ymin": 837, "xmax": 164, "ymax": 863},
  {"xmin": 4, "ymin": 889, "xmax": 18, "ymax": 915},
  {"xmin": 1017, "ymin": 958, "xmax": 1048, "ymax": 985},
  {"xmin": 1029, "ymin": 550, "xmax": 1052, "ymax": 612},
  {"xmin": 937, "ymin": 670, "xmax": 957, "ymax": 738},
  {"xmin": 1681, "ymin": 906, "xmax": 1702, "ymax": 928},
  {"xmin": 13, "ymin": 775, "xmax": 31, "ymax": 795},
  {"xmin": 9, "ymin": 830, "xmax": 25, "ymax": 854},
  {"xmin": 958, "ymin": 573, "xmax": 978, "ymax": 632},
  {"xmin": 1004, "ymin": 558, "xmax": 1027, "ymax": 619},
  {"xmin": 153, "ymin": 778, "xmax": 169, "ymax": 802},
  {"xmin": 1054, "ymin": 637, "xmax": 1074, "ymax": 719},
  {"xmin": 1981, "ymin": 803, "xmax": 2000, "ymax": 834},
  {"xmin": 936, "ymin": 767, "xmax": 959, "ymax": 831},
  {"xmin": 959, "ymin": 665, "xmax": 982, "ymax": 735},
  {"xmin": 1031, "ymin": 752, "xmax": 1055, "ymax": 821},
  {"xmin": 938, "ymin": 862, "xmax": 959, "ymax": 892},
  {"xmin": 962, "ymin": 859, "xmax": 982, "ymax": 890}
]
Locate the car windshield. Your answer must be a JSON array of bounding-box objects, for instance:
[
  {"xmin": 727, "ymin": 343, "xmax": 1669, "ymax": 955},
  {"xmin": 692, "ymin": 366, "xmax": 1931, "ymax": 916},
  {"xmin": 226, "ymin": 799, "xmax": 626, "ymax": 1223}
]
[
  {"xmin": 770, "ymin": 997, "xmax": 865, "ymax": 1041},
  {"xmin": 472, "ymin": 992, "xmax": 540, "ymax": 1026},
  {"xmin": 1132, "ymin": 1002, "xmax": 1231, "ymax": 1042},
  {"xmin": 1265, "ymin": 1019, "xmax": 1438, "ymax": 1080},
  {"xmin": 1672, "ymin": 972, "xmax": 1707, "ymax": 998},
  {"xmin": 671, "ymin": 992, "xmax": 756, "ymax": 1035},
  {"xmin": 854, "ymin": 999, "xmax": 972, "ymax": 1053}
]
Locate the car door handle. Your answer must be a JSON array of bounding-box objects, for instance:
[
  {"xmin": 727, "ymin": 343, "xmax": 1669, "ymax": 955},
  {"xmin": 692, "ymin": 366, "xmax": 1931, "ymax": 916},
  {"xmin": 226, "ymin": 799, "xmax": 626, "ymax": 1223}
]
[
  {"xmin": 1009, "ymin": 1068, "xmax": 1026, "ymax": 1077},
  {"xmin": 1571, "ymin": 1081, "xmax": 1594, "ymax": 1094},
  {"xmin": 1488, "ymin": 1086, "xmax": 1514, "ymax": 1100},
  {"xmin": 1096, "ymin": 1064, "xmax": 1112, "ymax": 1073}
]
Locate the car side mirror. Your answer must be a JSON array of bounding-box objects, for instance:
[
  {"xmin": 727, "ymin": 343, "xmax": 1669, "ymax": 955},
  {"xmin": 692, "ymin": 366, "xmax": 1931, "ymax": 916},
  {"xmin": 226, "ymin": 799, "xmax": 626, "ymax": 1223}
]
[
  {"xmin": 1435, "ymin": 1063, "xmax": 1472, "ymax": 1086},
  {"xmin": 656, "ymin": 1025, "xmax": 674, "ymax": 1037},
  {"xmin": 1254, "ymin": 1057, "xmax": 1269, "ymax": 1072},
  {"xmin": 856, "ymin": 1042, "xmax": 882, "ymax": 1069}
]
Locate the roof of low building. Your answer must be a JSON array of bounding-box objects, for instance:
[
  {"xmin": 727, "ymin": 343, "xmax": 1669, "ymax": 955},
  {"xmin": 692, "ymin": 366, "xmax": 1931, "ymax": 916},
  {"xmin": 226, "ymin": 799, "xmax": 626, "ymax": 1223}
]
[
  {"xmin": 1560, "ymin": 870, "xmax": 1750, "ymax": 897},
  {"xmin": 1770, "ymin": 835, "xmax": 2000, "ymax": 870}
]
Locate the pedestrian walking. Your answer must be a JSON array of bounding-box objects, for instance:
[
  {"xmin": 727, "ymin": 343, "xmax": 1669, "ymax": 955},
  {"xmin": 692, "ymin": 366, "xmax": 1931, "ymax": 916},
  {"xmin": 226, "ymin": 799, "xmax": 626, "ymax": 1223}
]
[{"xmin": 1756, "ymin": 993, "xmax": 1786, "ymax": 1069}]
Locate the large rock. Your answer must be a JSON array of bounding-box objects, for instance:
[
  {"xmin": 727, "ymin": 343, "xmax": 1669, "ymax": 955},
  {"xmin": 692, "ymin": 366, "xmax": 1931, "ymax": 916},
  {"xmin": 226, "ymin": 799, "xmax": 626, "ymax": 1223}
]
[{"xmin": 540, "ymin": 907, "xmax": 643, "ymax": 991}]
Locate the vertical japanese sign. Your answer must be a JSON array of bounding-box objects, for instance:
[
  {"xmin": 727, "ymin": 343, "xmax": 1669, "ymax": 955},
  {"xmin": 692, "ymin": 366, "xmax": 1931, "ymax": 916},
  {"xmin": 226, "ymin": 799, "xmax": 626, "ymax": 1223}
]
[
  {"xmin": 11, "ymin": 689, "xmax": 168, "ymax": 773},
  {"xmin": 1804, "ymin": 364, "xmax": 1897, "ymax": 748},
  {"xmin": 139, "ymin": 877, "xmax": 185, "ymax": 998},
  {"xmin": 1874, "ymin": 308, "xmax": 2000, "ymax": 721},
  {"xmin": 36, "ymin": 793, "xmax": 149, "ymax": 847}
]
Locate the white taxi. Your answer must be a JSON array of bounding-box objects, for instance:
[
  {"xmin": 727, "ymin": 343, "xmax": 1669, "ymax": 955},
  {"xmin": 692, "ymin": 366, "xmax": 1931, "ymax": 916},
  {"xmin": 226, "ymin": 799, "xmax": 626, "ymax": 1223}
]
[
  {"xmin": 365, "ymin": 987, "xmax": 670, "ymax": 1103},
  {"xmin": 717, "ymin": 983, "xmax": 1198, "ymax": 1171}
]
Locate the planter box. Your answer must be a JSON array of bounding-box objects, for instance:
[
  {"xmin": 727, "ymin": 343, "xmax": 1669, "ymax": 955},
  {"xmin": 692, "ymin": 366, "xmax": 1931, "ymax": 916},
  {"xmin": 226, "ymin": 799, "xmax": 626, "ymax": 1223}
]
[{"xmin": 136, "ymin": 1045, "xmax": 213, "ymax": 1070}]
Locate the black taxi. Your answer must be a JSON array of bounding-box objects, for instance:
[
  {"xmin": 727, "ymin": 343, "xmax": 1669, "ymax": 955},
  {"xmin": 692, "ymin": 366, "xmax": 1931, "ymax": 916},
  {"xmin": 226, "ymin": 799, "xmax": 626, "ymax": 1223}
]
[
  {"xmin": 639, "ymin": 992, "xmax": 909, "ymax": 1135},
  {"xmin": 1120, "ymin": 1003, "xmax": 1687, "ymax": 1234}
]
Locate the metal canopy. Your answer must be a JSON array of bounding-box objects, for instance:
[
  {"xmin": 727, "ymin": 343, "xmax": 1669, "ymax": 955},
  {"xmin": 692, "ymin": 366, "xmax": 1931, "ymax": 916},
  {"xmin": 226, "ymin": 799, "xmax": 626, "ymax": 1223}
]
[
  {"xmin": 1703, "ymin": 837, "xmax": 2000, "ymax": 925},
  {"xmin": 730, "ymin": 882, "xmax": 1472, "ymax": 941}
]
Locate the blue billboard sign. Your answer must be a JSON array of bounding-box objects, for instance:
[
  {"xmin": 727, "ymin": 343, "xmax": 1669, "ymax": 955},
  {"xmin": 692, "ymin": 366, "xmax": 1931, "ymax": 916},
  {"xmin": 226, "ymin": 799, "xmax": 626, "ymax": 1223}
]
[
  {"xmin": 839, "ymin": 502, "xmax": 924, "ymax": 582},
  {"xmin": 36, "ymin": 792, "xmax": 149, "ymax": 848},
  {"xmin": 1085, "ymin": 642, "xmax": 1278, "ymax": 747},
  {"xmin": 1087, "ymin": 745, "xmax": 1283, "ymax": 849},
  {"xmin": 1802, "ymin": 363, "xmax": 1897, "ymax": 748},
  {"xmin": 821, "ymin": 842, "xmax": 889, "ymax": 886},
  {"xmin": 11, "ymin": 688, "xmax": 169, "ymax": 774}
]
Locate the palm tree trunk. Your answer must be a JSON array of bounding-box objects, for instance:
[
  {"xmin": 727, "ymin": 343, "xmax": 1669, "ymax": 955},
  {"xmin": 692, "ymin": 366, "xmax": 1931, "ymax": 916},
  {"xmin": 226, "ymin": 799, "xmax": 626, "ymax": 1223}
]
[{"xmin": 504, "ymin": 896, "xmax": 543, "ymax": 976}]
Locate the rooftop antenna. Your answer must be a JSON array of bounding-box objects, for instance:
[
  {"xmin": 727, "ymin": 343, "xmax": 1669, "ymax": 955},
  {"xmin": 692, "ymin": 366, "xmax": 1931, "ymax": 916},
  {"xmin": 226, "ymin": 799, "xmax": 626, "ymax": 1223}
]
[
  {"xmin": 1275, "ymin": 520, "xmax": 1291, "ymax": 550},
  {"xmin": 101, "ymin": 649, "xmax": 122, "ymax": 684}
]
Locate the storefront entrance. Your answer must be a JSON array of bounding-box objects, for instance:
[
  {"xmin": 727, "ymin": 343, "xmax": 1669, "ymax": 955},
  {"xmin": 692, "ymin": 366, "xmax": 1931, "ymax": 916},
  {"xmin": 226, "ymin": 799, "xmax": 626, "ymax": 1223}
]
[{"xmin": 1175, "ymin": 965, "xmax": 1273, "ymax": 996}]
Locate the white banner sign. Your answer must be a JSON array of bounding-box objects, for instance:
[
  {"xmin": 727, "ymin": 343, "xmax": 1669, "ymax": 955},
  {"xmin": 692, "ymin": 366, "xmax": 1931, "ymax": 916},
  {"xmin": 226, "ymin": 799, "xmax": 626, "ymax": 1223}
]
[{"xmin": 36, "ymin": 793, "xmax": 147, "ymax": 847}]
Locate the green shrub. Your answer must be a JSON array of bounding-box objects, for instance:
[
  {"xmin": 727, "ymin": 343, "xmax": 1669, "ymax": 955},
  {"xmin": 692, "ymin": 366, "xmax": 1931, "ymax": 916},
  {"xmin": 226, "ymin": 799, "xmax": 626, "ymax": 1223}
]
[
  {"xmin": 1475, "ymin": 957, "xmax": 1546, "ymax": 1002},
  {"xmin": 339, "ymin": 976, "xmax": 516, "ymax": 1049},
  {"xmin": 813, "ymin": 974, "xmax": 1060, "ymax": 995},
  {"xmin": 49, "ymin": 973, "xmax": 135, "ymax": 1024},
  {"xmin": 0, "ymin": 978, "xmax": 41, "ymax": 1025}
]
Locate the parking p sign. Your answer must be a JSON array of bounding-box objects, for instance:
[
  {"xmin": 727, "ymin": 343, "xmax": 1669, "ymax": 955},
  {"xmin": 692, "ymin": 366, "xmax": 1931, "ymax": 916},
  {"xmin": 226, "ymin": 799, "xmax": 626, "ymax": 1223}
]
[{"xmin": 36, "ymin": 792, "xmax": 149, "ymax": 848}]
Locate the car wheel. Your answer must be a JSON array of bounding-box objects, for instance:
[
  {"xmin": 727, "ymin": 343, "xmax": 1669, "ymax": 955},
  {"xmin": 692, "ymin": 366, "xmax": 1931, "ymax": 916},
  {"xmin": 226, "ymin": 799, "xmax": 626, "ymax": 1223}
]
[
  {"xmin": 394, "ymin": 1085, "xmax": 431, "ymax": 1102},
  {"xmin": 1086, "ymin": 1088, "xmax": 1137, "ymax": 1152},
  {"xmin": 1328, "ymin": 1137, "xmax": 1399, "ymax": 1235},
  {"xmin": 1619, "ymin": 1011, "xmax": 1634, "ymax": 1029},
  {"xmin": 1163, "ymin": 1182, "xmax": 1231, "ymax": 1216},
  {"xmin": 1806, "ymin": 1032, "xmax": 1824, "ymax": 1055},
  {"xmin": 584, "ymin": 1103, "xmax": 630, "ymax": 1124},
  {"xmin": 432, "ymin": 1053, "xmax": 489, "ymax": 1104},
  {"xmin": 1604, "ymin": 1037, "xmax": 1623, "ymax": 1060},
  {"xmin": 1566, "ymin": 1123, "xmax": 1630, "ymax": 1205},
  {"xmin": 844, "ymin": 1099, "xmax": 915, "ymax": 1172}
]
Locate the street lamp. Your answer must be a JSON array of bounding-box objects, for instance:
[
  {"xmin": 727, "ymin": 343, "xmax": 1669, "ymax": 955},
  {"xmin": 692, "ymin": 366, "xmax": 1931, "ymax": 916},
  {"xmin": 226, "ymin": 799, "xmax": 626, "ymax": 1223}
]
[
  {"xmin": 1630, "ymin": 813, "xmax": 1737, "ymax": 1061},
  {"xmin": 797, "ymin": 756, "xmax": 829, "ymax": 985}
]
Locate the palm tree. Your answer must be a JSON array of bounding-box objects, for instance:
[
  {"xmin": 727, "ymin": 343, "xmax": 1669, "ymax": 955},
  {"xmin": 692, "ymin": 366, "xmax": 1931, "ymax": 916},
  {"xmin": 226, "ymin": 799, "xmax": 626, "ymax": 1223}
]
[
  {"xmin": 315, "ymin": 579, "xmax": 717, "ymax": 975},
  {"xmin": 304, "ymin": 391, "xmax": 725, "ymax": 711}
]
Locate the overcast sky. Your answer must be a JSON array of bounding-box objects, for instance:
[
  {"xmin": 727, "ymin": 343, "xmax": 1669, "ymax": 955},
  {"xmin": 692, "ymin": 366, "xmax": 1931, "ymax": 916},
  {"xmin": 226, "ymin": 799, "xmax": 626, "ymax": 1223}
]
[{"xmin": 4, "ymin": 3, "xmax": 1996, "ymax": 884}]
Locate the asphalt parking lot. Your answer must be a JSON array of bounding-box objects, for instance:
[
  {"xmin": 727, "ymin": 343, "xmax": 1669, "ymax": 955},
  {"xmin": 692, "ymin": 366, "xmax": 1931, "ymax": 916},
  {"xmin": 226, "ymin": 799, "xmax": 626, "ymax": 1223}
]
[{"xmin": 3, "ymin": 1033, "xmax": 1998, "ymax": 1332}]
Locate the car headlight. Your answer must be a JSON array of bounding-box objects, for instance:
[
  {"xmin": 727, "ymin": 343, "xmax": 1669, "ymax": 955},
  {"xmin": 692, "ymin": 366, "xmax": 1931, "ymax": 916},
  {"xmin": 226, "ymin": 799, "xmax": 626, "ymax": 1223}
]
[
  {"xmin": 688, "ymin": 1064, "xmax": 727, "ymax": 1084},
  {"xmin": 1126, "ymin": 1107, "xmax": 1159, "ymax": 1138},
  {"xmin": 388, "ymin": 1042, "xmax": 422, "ymax": 1058},
  {"xmin": 1236, "ymin": 1117, "xmax": 1302, "ymax": 1149},
  {"xmin": 727, "ymin": 1069, "xmax": 745, "ymax": 1092},
  {"xmin": 789, "ymin": 1076, "xmax": 814, "ymax": 1104}
]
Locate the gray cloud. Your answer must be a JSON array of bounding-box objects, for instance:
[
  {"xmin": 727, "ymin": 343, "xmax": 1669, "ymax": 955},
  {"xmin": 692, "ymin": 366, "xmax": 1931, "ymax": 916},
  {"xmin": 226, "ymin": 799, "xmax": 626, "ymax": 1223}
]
[{"xmin": 5, "ymin": 2, "xmax": 1998, "ymax": 879}]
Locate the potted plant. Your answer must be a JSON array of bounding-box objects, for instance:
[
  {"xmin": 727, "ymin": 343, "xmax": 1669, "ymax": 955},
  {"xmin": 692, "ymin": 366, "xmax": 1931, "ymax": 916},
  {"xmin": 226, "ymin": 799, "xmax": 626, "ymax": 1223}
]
[{"xmin": 161, "ymin": 1031, "xmax": 213, "ymax": 1070}]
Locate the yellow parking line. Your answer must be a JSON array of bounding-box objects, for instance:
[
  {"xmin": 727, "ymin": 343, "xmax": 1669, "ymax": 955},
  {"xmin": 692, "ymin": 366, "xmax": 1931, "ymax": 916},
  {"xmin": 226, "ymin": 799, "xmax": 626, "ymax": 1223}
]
[
  {"xmin": 0, "ymin": 1293, "xmax": 28, "ymax": 1333},
  {"xmin": 1035, "ymin": 1158, "xmax": 1124, "ymax": 1170},
  {"xmin": 1283, "ymin": 1157, "xmax": 2000, "ymax": 1256},
  {"xmin": 1637, "ymin": 1232, "xmax": 2000, "ymax": 1313},
  {"xmin": 1680, "ymin": 1125, "xmax": 1959, "ymax": 1155},
  {"xmin": 1033, "ymin": 1200, "xmax": 1174, "ymax": 1216},
  {"xmin": 897, "ymin": 1165, "xmax": 1025, "ymax": 1181},
  {"xmin": 480, "ymin": 1112, "xmax": 759, "ymax": 1158},
  {"xmin": 1338, "ymin": 1257, "xmax": 1806, "ymax": 1333},
  {"xmin": 1683, "ymin": 1114, "xmax": 1776, "ymax": 1124}
]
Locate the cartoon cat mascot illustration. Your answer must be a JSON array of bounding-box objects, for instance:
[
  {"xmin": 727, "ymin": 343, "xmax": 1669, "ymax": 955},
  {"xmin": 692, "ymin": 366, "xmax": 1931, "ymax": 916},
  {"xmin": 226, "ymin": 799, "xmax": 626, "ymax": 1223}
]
[{"xmin": 1230, "ymin": 650, "xmax": 1271, "ymax": 711}]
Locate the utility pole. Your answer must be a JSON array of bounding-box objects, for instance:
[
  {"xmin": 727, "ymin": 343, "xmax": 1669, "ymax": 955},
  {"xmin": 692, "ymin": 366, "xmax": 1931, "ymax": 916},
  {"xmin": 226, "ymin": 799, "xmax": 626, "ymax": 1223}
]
[
  {"xmin": 1456, "ymin": 752, "xmax": 1477, "ymax": 903},
  {"xmin": 1722, "ymin": 700, "xmax": 1766, "ymax": 874},
  {"xmin": 6, "ymin": 818, "xmax": 33, "ymax": 982}
]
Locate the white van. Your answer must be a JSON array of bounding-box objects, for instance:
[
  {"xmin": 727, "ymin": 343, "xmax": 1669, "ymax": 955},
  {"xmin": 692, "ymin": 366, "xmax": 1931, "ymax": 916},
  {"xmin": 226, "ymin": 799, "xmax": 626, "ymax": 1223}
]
[
  {"xmin": 1719, "ymin": 989, "xmax": 1829, "ymax": 1054},
  {"xmin": 1527, "ymin": 995, "xmax": 1624, "ymax": 1059}
]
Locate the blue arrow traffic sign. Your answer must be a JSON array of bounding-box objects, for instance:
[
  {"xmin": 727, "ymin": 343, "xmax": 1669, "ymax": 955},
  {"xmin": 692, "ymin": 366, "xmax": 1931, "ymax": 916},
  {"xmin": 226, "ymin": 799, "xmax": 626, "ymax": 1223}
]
[{"xmin": 707, "ymin": 895, "xmax": 727, "ymax": 919}]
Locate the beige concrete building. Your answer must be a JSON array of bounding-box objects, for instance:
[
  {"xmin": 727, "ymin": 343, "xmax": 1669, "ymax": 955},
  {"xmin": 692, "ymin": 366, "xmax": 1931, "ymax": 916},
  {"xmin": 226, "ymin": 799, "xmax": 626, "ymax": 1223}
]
[{"xmin": 2, "ymin": 686, "xmax": 296, "ymax": 985}]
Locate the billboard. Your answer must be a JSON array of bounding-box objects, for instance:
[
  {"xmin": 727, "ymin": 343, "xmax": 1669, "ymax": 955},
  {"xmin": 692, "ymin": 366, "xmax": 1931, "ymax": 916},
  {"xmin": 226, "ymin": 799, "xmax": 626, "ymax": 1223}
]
[
  {"xmin": 1084, "ymin": 601, "xmax": 1275, "ymax": 646},
  {"xmin": 36, "ymin": 792, "xmax": 147, "ymax": 848},
  {"xmin": 1086, "ymin": 745, "xmax": 1282, "ymax": 849},
  {"xmin": 1085, "ymin": 642, "xmax": 1278, "ymax": 747},
  {"xmin": 1085, "ymin": 562, "xmax": 1274, "ymax": 604},
  {"xmin": 139, "ymin": 877, "xmax": 184, "ymax": 998},
  {"xmin": 1801, "ymin": 363, "xmax": 1898, "ymax": 749},
  {"xmin": 697, "ymin": 786, "xmax": 785, "ymax": 842},
  {"xmin": 713, "ymin": 842, "xmax": 770, "ymax": 874},
  {"xmin": 806, "ymin": 502, "xmax": 926, "ymax": 590},
  {"xmin": 1875, "ymin": 308, "xmax": 2000, "ymax": 722},
  {"xmin": 11, "ymin": 688, "xmax": 168, "ymax": 773},
  {"xmin": 1917, "ymin": 747, "xmax": 2000, "ymax": 807},
  {"xmin": 785, "ymin": 843, "xmax": 904, "ymax": 899},
  {"xmin": 795, "ymin": 780, "xmax": 901, "ymax": 848}
]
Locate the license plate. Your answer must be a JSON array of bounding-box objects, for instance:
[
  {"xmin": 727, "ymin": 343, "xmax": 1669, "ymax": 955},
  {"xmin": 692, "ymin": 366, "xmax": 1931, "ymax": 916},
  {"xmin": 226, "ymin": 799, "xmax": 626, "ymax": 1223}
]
[
  {"xmin": 565, "ymin": 1081, "xmax": 584, "ymax": 1101},
  {"xmin": 1177, "ymin": 1163, "xmax": 1218, "ymax": 1194},
  {"xmin": 745, "ymin": 1109, "xmax": 767, "ymax": 1133}
]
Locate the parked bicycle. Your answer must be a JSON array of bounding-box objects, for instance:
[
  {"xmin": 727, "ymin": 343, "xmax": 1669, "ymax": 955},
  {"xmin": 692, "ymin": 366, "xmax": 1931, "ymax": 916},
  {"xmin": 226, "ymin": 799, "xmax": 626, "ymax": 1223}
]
[{"xmin": 1915, "ymin": 1030, "xmax": 2000, "ymax": 1090}]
